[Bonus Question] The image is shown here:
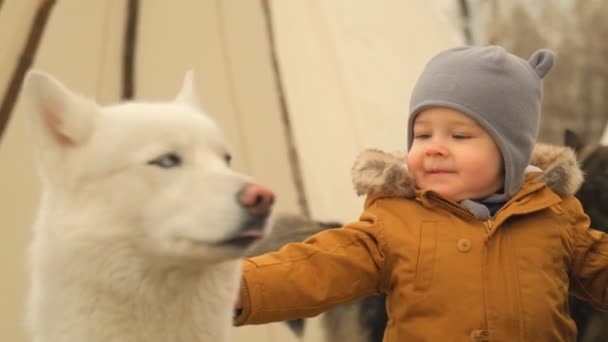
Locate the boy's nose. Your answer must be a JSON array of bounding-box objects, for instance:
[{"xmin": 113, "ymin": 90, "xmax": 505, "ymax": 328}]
[{"xmin": 425, "ymin": 143, "xmax": 448, "ymax": 156}]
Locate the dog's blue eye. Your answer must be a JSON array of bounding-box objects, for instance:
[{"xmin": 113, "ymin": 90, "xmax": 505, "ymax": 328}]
[{"xmin": 149, "ymin": 153, "xmax": 182, "ymax": 168}]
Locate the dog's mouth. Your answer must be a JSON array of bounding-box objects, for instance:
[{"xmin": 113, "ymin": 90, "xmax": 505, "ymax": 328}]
[
  {"xmin": 219, "ymin": 229, "xmax": 265, "ymax": 248},
  {"xmin": 172, "ymin": 218, "xmax": 268, "ymax": 250},
  {"xmin": 219, "ymin": 216, "xmax": 269, "ymax": 248},
  {"xmin": 174, "ymin": 228, "xmax": 266, "ymax": 250}
]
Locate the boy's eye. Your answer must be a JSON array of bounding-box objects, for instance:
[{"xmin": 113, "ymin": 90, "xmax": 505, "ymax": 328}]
[
  {"xmin": 452, "ymin": 134, "xmax": 471, "ymax": 139},
  {"xmin": 148, "ymin": 153, "xmax": 182, "ymax": 168},
  {"xmin": 414, "ymin": 133, "xmax": 431, "ymax": 139}
]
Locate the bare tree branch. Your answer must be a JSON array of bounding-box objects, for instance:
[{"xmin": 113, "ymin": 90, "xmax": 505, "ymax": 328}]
[
  {"xmin": 459, "ymin": 0, "xmax": 473, "ymax": 44},
  {"xmin": 0, "ymin": 0, "xmax": 57, "ymax": 143},
  {"xmin": 122, "ymin": 0, "xmax": 139, "ymax": 100},
  {"xmin": 260, "ymin": 0, "xmax": 311, "ymax": 219}
]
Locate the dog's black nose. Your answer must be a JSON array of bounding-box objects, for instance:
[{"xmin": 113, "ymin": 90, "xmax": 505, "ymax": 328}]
[{"xmin": 237, "ymin": 183, "xmax": 274, "ymax": 218}]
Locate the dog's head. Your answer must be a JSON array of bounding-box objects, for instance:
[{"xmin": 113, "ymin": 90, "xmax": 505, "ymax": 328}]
[
  {"xmin": 565, "ymin": 129, "xmax": 608, "ymax": 230},
  {"xmin": 23, "ymin": 71, "xmax": 273, "ymax": 262}
]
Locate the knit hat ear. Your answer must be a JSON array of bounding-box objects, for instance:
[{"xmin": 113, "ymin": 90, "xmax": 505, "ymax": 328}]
[{"xmin": 528, "ymin": 49, "xmax": 555, "ymax": 78}]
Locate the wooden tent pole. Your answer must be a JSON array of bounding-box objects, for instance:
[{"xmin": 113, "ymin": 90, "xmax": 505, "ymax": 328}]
[
  {"xmin": 260, "ymin": 0, "xmax": 311, "ymax": 219},
  {"xmin": 0, "ymin": 0, "xmax": 58, "ymax": 143}
]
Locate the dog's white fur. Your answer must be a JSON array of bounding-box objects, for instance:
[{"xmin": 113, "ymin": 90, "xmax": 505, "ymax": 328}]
[{"xmin": 24, "ymin": 71, "xmax": 268, "ymax": 341}]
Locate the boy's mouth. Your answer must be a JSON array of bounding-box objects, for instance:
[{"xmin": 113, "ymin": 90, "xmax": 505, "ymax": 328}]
[{"xmin": 427, "ymin": 169, "xmax": 454, "ymax": 174}]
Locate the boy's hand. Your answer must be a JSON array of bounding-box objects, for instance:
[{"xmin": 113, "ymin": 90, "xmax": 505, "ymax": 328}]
[
  {"xmin": 233, "ymin": 293, "xmax": 243, "ymax": 319},
  {"xmin": 234, "ymin": 293, "xmax": 242, "ymax": 309}
]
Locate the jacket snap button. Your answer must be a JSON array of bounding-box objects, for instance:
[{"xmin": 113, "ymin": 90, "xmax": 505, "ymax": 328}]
[
  {"xmin": 457, "ymin": 238, "xmax": 472, "ymax": 252},
  {"xmin": 470, "ymin": 329, "xmax": 490, "ymax": 341}
]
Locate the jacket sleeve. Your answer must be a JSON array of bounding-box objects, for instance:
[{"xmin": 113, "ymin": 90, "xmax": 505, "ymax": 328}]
[
  {"xmin": 567, "ymin": 196, "xmax": 608, "ymax": 310},
  {"xmin": 234, "ymin": 207, "xmax": 387, "ymax": 325}
]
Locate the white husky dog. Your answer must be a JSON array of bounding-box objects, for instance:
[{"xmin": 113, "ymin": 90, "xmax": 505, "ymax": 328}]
[{"xmin": 23, "ymin": 70, "xmax": 274, "ymax": 342}]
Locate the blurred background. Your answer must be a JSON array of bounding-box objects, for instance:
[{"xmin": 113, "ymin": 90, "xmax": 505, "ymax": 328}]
[{"xmin": 1, "ymin": 1, "xmax": 607, "ymax": 341}]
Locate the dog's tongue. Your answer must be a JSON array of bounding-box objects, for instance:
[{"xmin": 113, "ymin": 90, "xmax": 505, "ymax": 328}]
[
  {"xmin": 237, "ymin": 229, "xmax": 264, "ymax": 239},
  {"xmin": 223, "ymin": 229, "xmax": 265, "ymax": 247}
]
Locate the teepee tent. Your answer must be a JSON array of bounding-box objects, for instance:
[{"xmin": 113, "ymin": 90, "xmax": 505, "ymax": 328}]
[
  {"xmin": 0, "ymin": 1, "xmax": 457, "ymax": 341},
  {"xmin": 2, "ymin": 1, "xmax": 607, "ymax": 341}
]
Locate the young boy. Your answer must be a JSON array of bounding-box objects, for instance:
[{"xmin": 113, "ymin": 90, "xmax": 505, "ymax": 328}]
[{"xmin": 233, "ymin": 46, "xmax": 608, "ymax": 341}]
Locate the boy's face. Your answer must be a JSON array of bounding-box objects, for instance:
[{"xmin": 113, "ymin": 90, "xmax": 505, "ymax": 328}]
[{"xmin": 407, "ymin": 107, "xmax": 504, "ymax": 202}]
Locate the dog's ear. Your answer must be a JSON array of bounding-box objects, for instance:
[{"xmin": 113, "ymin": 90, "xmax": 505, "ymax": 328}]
[
  {"xmin": 564, "ymin": 129, "xmax": 584, "ymax": 153},
  {"xmin": 174, "ymin": 69, "xmax": 202, "ymax": 108},
  {"xmin": 22, "ymin": 71, "xmax": 97, "ymax": 148}
]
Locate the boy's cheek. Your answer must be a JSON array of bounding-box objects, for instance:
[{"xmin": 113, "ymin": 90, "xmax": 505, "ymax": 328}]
[{"xmin": 406, "ymin": 151, "xmax": 419, "ymax": 170}]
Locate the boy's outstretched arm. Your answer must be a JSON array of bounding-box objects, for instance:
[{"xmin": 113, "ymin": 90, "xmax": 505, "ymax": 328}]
[
  {"xmin": 233, "ymin": 210, "xmax": 387, "ymax": 326},
  {"xmin": 567, "ymin": 196, "xmax": 608, "ymax": 309}
]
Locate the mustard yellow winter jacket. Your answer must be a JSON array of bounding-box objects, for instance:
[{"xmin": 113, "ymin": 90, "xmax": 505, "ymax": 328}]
[{"xmin": 235, "ymin": 145, "xmax": 608, "ymax": 341}]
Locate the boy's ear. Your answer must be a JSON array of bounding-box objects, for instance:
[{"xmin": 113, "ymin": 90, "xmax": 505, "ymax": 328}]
[
  {"xmin": 174, "ymin": 69, "xmax": 202, "ymax": 109},
  {"xmin": 23, "ymin": 70, "xmax": 97, "ymax": 147}
]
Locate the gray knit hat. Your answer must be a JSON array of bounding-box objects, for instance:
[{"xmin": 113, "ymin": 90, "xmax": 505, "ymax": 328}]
[{"xmin": 407, "ymin": 45, "xmax": 555, "ymax": 200}]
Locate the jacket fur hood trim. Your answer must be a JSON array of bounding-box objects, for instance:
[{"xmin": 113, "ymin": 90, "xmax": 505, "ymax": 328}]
[{"xmin": 352, "ymin": 143, "xmax": 583, "ymax": 198}]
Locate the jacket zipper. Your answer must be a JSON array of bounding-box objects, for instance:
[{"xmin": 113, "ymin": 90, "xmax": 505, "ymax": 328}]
[
  {"xmin": 483, "ymin": 219, "xmax": 493, "ymax": 234},
  {"xmin": 426, "ymin": 193, "xmax": 475, "ymax": 219},
  {"xmin": 483, "ymin": 195, "xmax": 520, "ymax": 237},
  {"xmin": 427, "ymin": 193, "xmax": 518, "ymax": 237}
]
